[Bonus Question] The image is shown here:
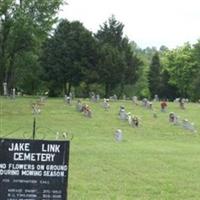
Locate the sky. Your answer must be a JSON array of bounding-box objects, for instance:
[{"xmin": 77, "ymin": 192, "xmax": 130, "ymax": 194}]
[{"xmin": 59, "ymin": 0, "xmax": 200, "ymax": 49}]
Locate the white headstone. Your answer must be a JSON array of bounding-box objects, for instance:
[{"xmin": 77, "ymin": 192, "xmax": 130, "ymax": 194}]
[
  {"xmin": 3, "ymin": 82, "xmax": 7, "ymax": 96},
  {"xmin": 12, "ymin": 88, "xmax": 16, "ymax": 99},
  {"xmin": 115, "ymin": 129, "xmax": 123, "ymax": 142}
]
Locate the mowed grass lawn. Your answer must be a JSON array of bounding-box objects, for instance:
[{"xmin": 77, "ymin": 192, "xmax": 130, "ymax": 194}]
[{"xmin": 1, "ymin": 96, "xmax": 200, "ymax": 200}]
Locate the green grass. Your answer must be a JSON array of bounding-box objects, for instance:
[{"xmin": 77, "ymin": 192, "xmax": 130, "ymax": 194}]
[{"xmin": 1, "ymin": 96, "xmax": 200, "ymax": 199}]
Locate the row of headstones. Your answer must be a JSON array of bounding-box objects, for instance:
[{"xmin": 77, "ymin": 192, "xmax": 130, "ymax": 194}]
[
  {"xmin": 140, "ymin": 97, "xmax": 197, "ymax": 133},
  {"xmin": 115, "ymin": 98, "xmax": 140, "ymax": 141},
  {"xmin": 3, "ymin": 82, "xmax": 49, "ymax": 100},
  {"xmin": 118, "ymin": 106, "xmax": 139, "ymax": 128},
  {"xmin": 66, "ymin": 93, "xmax": 196, "ymax": 130},
  {"xmin": 75, "ymin": 100, "xmax": 92, "ymax": 118},
  {"xmin": 89, "ymin": 92, "xmax": 100, "ymax": 102},
  {"xmin": 174, "ymin": 98, "xmax": 190, "ymax": 109},
  {"xmin": 130, "ymin": 96, "xmax": 196, "ymax": 132},
  {"xmin": 77, "ymin": 94, "xmax": 197, "ymax": 143},
  {"xmin": 3, "ymin": 82, "xmax": 17, "ymax": 99},
  {"xmin": 115, "ymin": 105, "xmax": 196, "ymax": 143},
  {"xmin": 3, "ymin": 82, "xmax": 47, "ymax": 115},
  {"xmin": 64, "ymin": 94, "xmax": 197, "ymax": 133},
  {"xmin": 140, "ymin": 98, "xmax": 188, "ymax": 111},
  {"xmin": 63, "ymin": 94, "xmax": 197, "ymax": 142},
  {"xmin": 142, "ymin": 96, "xmax": 197, "ymax": 132},
  {"xmin": 3, "ymin": 81, "xmax": 199, "ymax": 106},
  {"xmin": 64, "ymin": 92, "xmax": 75, "ymax": 104},
  {"xmin": 90, "ymin": 92, "xmax": 118, "ymax": 102},
  {"xmin": 89, "ymin": 92, "xmax": 148, "ymax": 103},
  {"xmin": 169, "ymin": 112, "xmax": 196, "ymax": 132},
  {"xmin": 65, "ymin": 94, "xmax": 107, "ymax": 116}
]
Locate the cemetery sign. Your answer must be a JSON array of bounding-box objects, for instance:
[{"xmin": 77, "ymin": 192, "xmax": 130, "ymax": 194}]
[{"xmin": 0, "ymin": 138, "xmax": 70, "ymax": 200}]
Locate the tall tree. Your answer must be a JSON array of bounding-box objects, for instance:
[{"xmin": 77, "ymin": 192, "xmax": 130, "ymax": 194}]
[
  {"xmin": 96, "ymin": 16, "xmax": 141, "ymax": 97},
  {"xmin": 159, "ymin": 68, "xmax": 179, "ymax": 99},
  {"xmin": 129, "ymin": 41, "xmax": 151, "ymax": 98},
  {"xmin": 97, "ymin": 43, "xmax": 123, "ymax": 96},
  {"xmin": 0, "ymin": 0, "xmax": 64, "ymax": 94},
  {"xmin": 96, "ymin": 15, "xmax": 124, "ymax": 48},
  {"xmin": 189, "ymin": 40, "xmax": 200, "ymax": 100},
  {"xmin": 41, "ymin": 19, "xmax": 98, "ymax": 96},
  {"xmin": 163, "ymin": 43, "xmax": 197, "ymax": 97},
  {"xmin": 119, "ymin": 38, "xmax": 142, "ymax": 96},
  {"xmin": 148, "ymin": 52, "xmax": 162, "ymax": 98}
]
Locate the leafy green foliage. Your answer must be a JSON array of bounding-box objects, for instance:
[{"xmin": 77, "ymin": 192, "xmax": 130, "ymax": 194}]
[
  {"xmin": 1, "ymin": 2, "xmax": 200, "ymax": 100},
  {"xmin": 96, "ymin": 16, "xmax": 141, "ymax": 97},
  {"xmin": 163, "ymin": 43, "xmax": 198, "ymax": 98},
  {"xmin": 148, "ymin": 52, "xmax": 162, "ymax": 98},
  {"xmin": 41, "ymin": 19, "xmax": 98, "ymax": 96},
  {"xmin": 97, "ymin": 43, "xmax": 123, "ymax": 96},
  {"xmin": 191, "ymin": 40, "xmax": 200, "ymax": 100},
  {"xmin": 0, "ymin": 0, "xmax": 64, "ymax": 94}
]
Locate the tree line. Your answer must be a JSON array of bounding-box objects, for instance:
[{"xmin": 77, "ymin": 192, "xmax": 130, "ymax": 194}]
[
  {"xmin": 1, "ymin": 1, "xmax": 200, "ymax": 100},
  {"xmin": 146, "ymin": 42, "xmax": 200, "ymax": 100}
]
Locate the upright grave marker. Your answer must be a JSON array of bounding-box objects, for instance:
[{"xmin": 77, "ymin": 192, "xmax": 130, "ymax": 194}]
[
  {"xmin": 0, "ymin": 138, "xmax": 70, "ymax": 200},
  {"xmin": 3, "ymin": 82, "xmax": 7, "ymax": 96},
  {"xmin": 12, "ymin": 88, "xmax": 16, "ymax": 99}
]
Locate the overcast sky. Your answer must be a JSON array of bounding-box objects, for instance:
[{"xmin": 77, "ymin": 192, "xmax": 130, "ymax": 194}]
[{"xmin": 59, "ymin": 0, "xmax": 200, "ymax": 49}]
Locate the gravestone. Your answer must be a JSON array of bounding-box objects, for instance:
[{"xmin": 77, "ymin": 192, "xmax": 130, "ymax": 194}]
[
  {"xmin": 96, "ymin": 94, "xmax": 100, "ymax": 101},
  {"xmin": 82, "ymin": 104, "xmax": 92, "ymax": 118},
  {"xmin": 113, "ymin": 94, "xmax": 117, "ymax": 101},
  {"xmin": 147, "ymin": 101, "xmax": 153, "ymax": 110},
  {"xmin": 115, "ymin": 129, "xmax": 123, "ymax": 142},
  {"xmin": 132, "ymin": 96, "xmax": 138, "ymax": 105},
  {"xmin": 179, "ymin": 98, "xmax": 185, "ymax": 109},
  {"xmin": 3, "ymin": 82, "xmax": 7, "ymax": 96},
  {"xmin": 142, "ymin": 98, "xmax": 148, "ymax": 107},
  {"xmin": 154, "ymin": 94, "xmax": 159, "ymax": 102},
  {"xmin": 119, "ymin": 106, "xmax": 127, "ymax": 121},
  {"xmin": 12, "ymin": 88, "xmax": 16, "ymax": 99},
  {"xmin": 182, "ymin": 119, "xmax": 196, "ymax": 132},
  {"xmin": 76, "ymin": 100, "xmax": 83, "ymax": 112},
  {"xmin": 102, "ymin": 99, "xmax": 110, "ymax": 111},
  {"xmin": 64, "ymin": 95, "xmax": 71, "ymax": 105}
]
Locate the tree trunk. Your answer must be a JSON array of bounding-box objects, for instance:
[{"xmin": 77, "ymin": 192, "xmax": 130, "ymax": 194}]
[
  {"xmin": 119, "ymin": 82, "xmax": 125, "ymax": 98},
  {"xmin": 0, "ymin": 65, "xmax": 4, "ymax": 94},
  {"xmin": 105, "ymin": 83, "xmax": 110, "ymax": 98},
  {"xmin": 0, "ymin": 13, "xmax": 13, "ymax": 94},
  {"xmin": 63, "ymin": 82, "xmax": 67, "ymax": 95},
  {"xmin": 5, "ymin": 53, "xmax": 16, "ymax": 94},
  {"xmin": 67, "ymin": 82, "xmax": 71, "ymax": 96}
]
